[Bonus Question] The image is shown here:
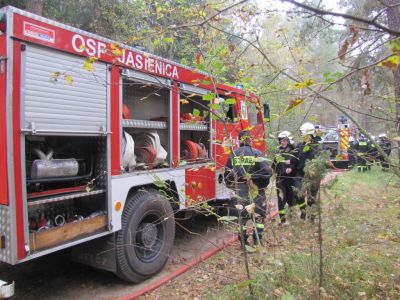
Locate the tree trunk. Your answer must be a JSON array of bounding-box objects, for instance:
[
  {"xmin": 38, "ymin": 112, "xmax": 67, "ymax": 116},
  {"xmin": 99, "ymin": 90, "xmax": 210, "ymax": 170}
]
[
  {"xmin": 386, "ymin": 0, "xmax": 400, "ymax": 164},
  {"xmin": 26, "ymin": 0, "xmax": 43, "ymax": 16}
]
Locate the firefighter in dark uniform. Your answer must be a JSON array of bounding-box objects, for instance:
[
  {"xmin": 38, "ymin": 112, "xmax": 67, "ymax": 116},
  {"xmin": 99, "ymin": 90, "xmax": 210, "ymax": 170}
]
[
  {"xmin": 367, "ymin": 136, "xmax": 378, "ymax": 170},
  {"xmin": 348, "ymin": 136, "xmax": 356, "ymax": 168},
  {"xmin": 224, "ymin": 130, "xmax": 271, "ymax": 245},
  {"xmin": 354, "ymin": 134, "xmax": 370, "ymax": 172},
  {"xmin": 272, "ymin": 131, "xmax": 297, "ymax": 224},
  {"xmin": 378, "ymin": 133, "xmax": 392, "ymax": 171},
  {"xmin": 294, "ymin": 122, "xmax": 321, "ymax": 220}
]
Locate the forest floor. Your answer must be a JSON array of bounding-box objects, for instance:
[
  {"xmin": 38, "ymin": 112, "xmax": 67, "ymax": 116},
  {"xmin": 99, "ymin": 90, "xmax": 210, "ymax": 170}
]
[{"xmin": 139, "ymin": 167, "xmax": 400, "ymax": 300}]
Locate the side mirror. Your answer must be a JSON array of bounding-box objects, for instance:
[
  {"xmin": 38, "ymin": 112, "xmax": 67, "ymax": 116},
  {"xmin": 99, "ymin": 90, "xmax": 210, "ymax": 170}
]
[{"xmin": 263, "ymin": 103, "xmax": 270, "ymax": 121}]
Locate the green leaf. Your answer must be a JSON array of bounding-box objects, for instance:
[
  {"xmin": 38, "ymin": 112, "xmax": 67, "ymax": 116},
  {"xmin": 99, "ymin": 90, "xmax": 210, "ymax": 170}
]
[
  {"xmin": 255, "ymin": 157, "xmax": 271, "ymax": 162},
  {"xmin": 212, "ymin": 114, "xmax": 220, "ymax": 121},
  {"xmin": 199, "ymin": 79, "xmax": 211, "ymax": 85},
  {"xmin": 245, "ymin": 245, "xmax": 256, "ymax": 253},
  {"xmin": 202, "ymin": 110, "xmax": 209, "ymax": 119},
  {"xmin": 293, "ymin": 78, "xmax": 314, "ymax": 89},
  {"xmin": 275, "ymin": 155, "xmax": 285, "ymax": 163},
  {"xmin": 233, "ymin": 117, "xmax": 240, "ymax": 123},
  {"xmin": 333, "ymin": 72, "xmax": 344, "ymax": 77},
  {"xmin": 389, "ymin": 37, "xmax": 400, "ymax": 53},
  {"xmin": 303, "ymin": 145, "xmax": 310, "ymax": 152},
  {"xmin": 195, "ymin": 63, "xmax": 205, "ymax": 71},
  {"xmin": 236, "ymin": 279, "xmax": 256, "ymax": 288},
  {"xmin": 218, "ymin": 216, "xmax": 238, "ymax": 222},
  {"xmin": 178, "ymin": 160, "xmax": 187, "ymax": 166},
  {"xmin": 153, "ymin": 38, "xmax": 161, "ymax": 46},
  {"xmin": 209, "ymin": 103, "xmax": 220, "ymax": 110},
  {"xmin": 192, "ymin": 108, "xmax": 200, "ymax": 117},
  {"xmin": 225, "ymin": 98, "xmax": 236, "ymax": 105},
  {"xmin": 213, "ymin": 61, "xmax": 223, "ymax": 70},
  {"xmin": 163, "ymin": 37, "xmax": 174, "ymax": 44},
  {"xmin": 324, "ymin": 78, "xmax": 336, "ymax": 83},
  {"xmin": 202, "ymin": 93, "xmax": 215, "ymax": 101}
]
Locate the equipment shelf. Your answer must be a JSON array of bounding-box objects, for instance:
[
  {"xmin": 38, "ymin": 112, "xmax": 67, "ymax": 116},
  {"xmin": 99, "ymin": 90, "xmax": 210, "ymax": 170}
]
[
  {"xmin": 122, "ymin": 119, "xmax": 167, "ymax": 129},
  {"xmin": 27, "ymin": 189, "xmax": 106, "ymax": 206},
  {"xmin": 179, "ymin": 123, "xmax": 208, "ymax": 131}
]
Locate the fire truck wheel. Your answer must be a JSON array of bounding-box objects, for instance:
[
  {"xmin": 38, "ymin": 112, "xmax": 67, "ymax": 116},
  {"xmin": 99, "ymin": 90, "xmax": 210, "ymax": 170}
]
[{"xmin": 116, "ymin": 188, "xmax": 175, "ymax": 282}]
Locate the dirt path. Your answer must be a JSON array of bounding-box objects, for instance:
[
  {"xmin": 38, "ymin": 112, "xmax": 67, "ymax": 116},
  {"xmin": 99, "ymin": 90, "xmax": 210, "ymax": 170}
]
[{"xmin": 0, "ymin": 216, "xmax": 235, "ymax": 300}]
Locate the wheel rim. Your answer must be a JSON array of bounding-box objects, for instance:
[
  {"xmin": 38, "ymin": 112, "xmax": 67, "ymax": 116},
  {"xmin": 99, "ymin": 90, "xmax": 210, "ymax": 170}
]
[{"xmin": 132, "ymin": 212, "xmax": 165, "ymax": 262}]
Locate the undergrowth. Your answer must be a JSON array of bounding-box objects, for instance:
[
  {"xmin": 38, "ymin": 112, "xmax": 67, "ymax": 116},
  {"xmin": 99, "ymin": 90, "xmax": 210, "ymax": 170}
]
[{"xmin": 208, "ymin": 167, "xmax": 400, "ymax": 299}]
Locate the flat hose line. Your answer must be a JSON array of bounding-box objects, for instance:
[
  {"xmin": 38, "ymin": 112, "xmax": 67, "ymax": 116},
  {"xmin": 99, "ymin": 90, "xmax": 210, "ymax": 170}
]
[{"xmin": 117, "ymin": 210, "xmax": 279, "ymax": 300}]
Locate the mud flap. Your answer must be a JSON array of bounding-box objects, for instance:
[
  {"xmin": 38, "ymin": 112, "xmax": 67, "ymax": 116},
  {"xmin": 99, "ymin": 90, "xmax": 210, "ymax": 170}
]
[
  {"xmin": 0, "ymin": 280, "xmax": 14, "ymax": 299},
  {"xmin": 71, "ymin": 234, "xmax": 116, "ymax": 272}
]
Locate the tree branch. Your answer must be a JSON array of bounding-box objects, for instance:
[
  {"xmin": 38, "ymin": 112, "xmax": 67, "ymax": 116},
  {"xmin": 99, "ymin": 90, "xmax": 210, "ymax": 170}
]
[{"xmin": 281, "ymin": 0, "xmax": 400, "ymax": 36}]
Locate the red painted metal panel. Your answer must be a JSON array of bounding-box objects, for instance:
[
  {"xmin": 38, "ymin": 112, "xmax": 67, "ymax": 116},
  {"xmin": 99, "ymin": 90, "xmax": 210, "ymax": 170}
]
[
  {"xmin": 215, "ymin": 122, "xmax": 241, "ymax": 170},
  {"xmin": 0, "ymin": 35, "xmax": 8, "ymax": 205},
  {"xmin": 171, "ymin": 82, "xmax": 179, "ymax": 167},
  {"xmin": 185, "ymin": 166, "xmax": 215, "ymax": 206},
  {"xmin": 12, "ymin": 40, "xmax": 26, "ymax": 259},
  {"xmin": 110, "ymin": 66, "xmax": 121, "ymax": 175}
]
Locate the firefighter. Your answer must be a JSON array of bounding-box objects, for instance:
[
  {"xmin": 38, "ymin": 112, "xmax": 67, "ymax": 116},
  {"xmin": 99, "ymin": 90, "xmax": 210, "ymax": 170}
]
[
  {"xmin": 224, "ymin": 130, "xmax": 272, "ymax": 246},
  {"xmin": 354, "ymin": 134, "xmax": 370, "ymax": 172},
  {"xmin": 294, "ymin": 122, "xmax": 321, "ymax": 220},
  {"xmin": 367, "ymin": 135, "xmax": 378, "ymax": 169},
  {"xmin": 377, "ymin": 133, "xmax": 392, "ymax": 171},
  {"xmin": 348, "ymin": 136, "xmax": 356, "ymax": 168},
  {"xmin": 272, "ymin": 131, "xmax": 297, "ymax": 224}
]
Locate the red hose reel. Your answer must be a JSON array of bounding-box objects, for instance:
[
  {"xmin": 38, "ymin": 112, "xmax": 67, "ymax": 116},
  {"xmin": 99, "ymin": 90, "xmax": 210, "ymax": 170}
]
[
  {"xmin": 135, "ymin": 134, "xmax": 157, "ymax": 164},
  {"xmin": 181, "ymin": 140, "xmax": 207, "ymax": 161}
]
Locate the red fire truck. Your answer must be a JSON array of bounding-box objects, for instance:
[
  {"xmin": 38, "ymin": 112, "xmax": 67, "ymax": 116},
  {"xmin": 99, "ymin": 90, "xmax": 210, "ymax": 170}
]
[{"xmin": 0, "ymin": 6, "xmax": 267, "ymax": 287}]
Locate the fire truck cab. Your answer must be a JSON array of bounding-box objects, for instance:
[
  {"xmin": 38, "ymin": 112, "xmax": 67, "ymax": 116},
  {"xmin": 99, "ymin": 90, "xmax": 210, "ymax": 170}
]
[{"xmin": 0, "ymin": 6, "xmax": 267, "ymax": 284}]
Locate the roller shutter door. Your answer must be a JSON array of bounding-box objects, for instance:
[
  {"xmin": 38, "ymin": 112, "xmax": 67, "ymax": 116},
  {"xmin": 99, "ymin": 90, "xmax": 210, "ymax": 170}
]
[{"xmin": 22, "ymin": 44, "xmax": 108, "ymax": 134}]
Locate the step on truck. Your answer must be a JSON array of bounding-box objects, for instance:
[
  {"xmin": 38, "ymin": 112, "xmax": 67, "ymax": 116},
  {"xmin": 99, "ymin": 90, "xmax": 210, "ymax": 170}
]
[{"xmin": 0, "ymin": 6, "xmax": 268, "ymax": 286}]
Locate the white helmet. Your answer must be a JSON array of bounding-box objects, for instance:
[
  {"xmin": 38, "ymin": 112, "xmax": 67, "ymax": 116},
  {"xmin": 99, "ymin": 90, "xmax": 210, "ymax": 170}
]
[
  {"xmin": 378, "ymin": 133, "xmax": 387, "ymax": 139},
  {"xmin": 278, "ymin": 131, "xmax": 294, "ymax": 145},
  {"xmin": 300, "ymin": 122, "xmax": 315, "ymax": 136},
  {"xmin": 278, "ymin": 131, "xmax": 291, "ymax": 139}
]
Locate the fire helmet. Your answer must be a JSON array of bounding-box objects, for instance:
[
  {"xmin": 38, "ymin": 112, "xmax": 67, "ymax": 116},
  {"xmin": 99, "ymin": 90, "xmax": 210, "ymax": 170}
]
[
  {"xmin": 278, "ymin": 131, "xmax": 291, "ymax": 140},
  {"xmin": 299, "ymin": 122, "xmax": 315, "ymax": 136},
  {"xmin": 378, "ymin": 133, "xmax": 387, "ymax": 139}
]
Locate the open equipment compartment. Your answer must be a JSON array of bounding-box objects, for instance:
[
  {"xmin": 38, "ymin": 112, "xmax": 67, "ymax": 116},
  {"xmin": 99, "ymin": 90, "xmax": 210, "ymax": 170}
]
[
  {"xmin": 121, "ymin": 75, "xmax": 170, "ymax": 170},
  {"xmin": 25, "ymin": 135, "xmax": 108, "ymax": 252},
  {"xmin": 179, "ymin": 88, "xmax": 211, "ymax": 164}
]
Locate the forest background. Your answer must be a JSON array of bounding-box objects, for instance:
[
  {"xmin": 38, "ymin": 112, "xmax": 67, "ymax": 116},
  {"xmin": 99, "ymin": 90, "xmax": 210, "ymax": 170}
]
[{"xmin": 1, "ymin": 0, "xmax": 399, "ymax": 165}]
